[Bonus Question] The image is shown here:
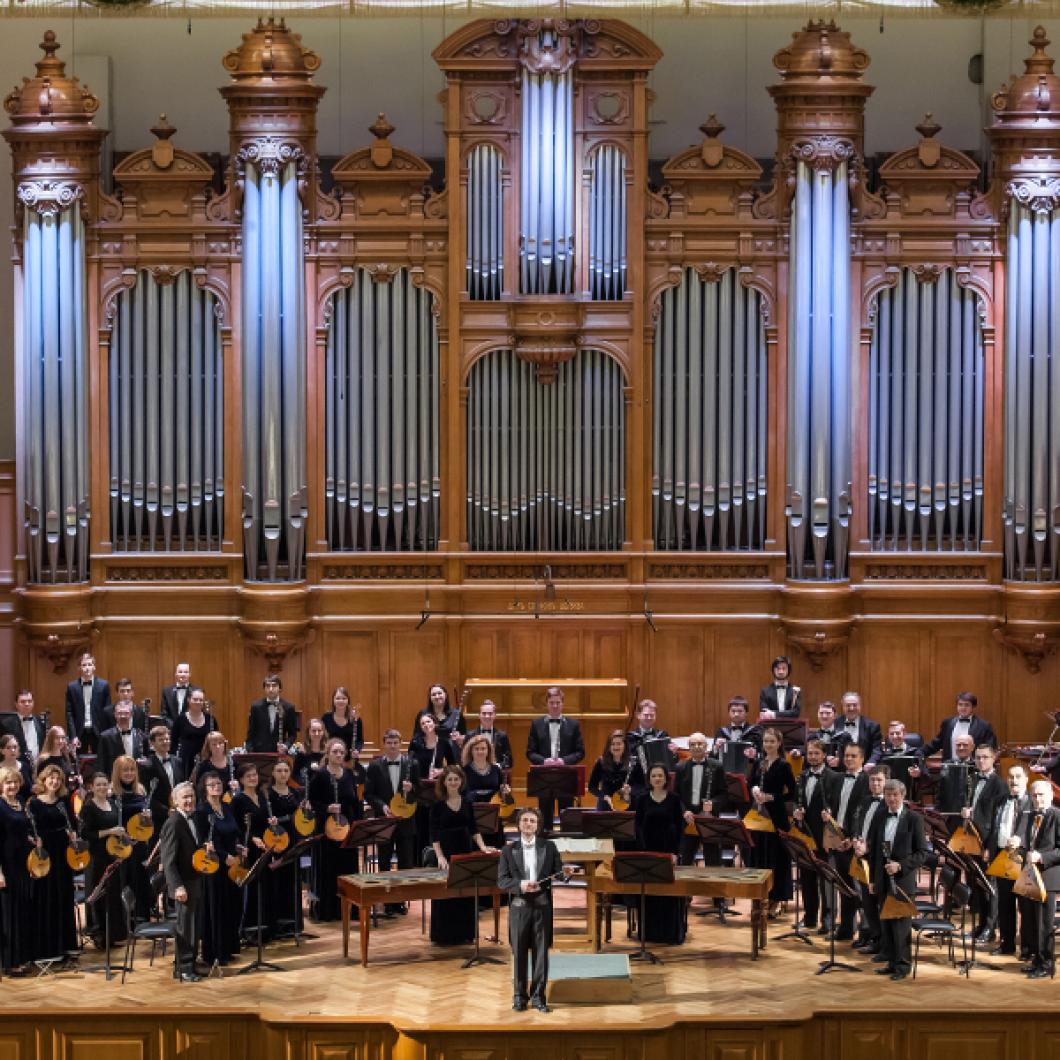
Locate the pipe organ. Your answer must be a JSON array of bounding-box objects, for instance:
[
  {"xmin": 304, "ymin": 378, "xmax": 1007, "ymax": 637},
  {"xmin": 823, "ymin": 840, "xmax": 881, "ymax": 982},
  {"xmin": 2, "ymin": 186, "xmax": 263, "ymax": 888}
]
[{"xmin": 7, "ymin": 17, "xmax": 1060, "ymax": 752}]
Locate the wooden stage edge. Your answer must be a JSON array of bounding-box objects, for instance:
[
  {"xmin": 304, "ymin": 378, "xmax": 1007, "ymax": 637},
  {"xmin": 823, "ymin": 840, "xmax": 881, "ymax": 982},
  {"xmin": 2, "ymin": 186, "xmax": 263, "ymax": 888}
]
[{"xmin": 2, "ymin": 892, "xmax": 1059, "ymax": 1060}]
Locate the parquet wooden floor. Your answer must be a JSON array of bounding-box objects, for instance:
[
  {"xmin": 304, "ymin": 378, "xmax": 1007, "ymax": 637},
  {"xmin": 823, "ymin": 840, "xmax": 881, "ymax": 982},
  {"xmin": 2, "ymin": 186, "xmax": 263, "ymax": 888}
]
[{"xmin": 0, "ymin": 886, "xmax": 1051, "ymax": 1026}]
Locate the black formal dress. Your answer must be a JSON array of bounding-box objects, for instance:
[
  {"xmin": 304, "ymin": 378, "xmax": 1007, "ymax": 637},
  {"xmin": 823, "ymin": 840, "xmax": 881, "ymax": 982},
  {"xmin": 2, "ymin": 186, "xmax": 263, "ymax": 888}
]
[
  {"xmin": 308, "ymin": 767, "xmax": 361, "ymax": 922},
  {"xmin": 230, "ymin": 791, "xmax": 275, "ymax": 941},
  {"xmin": 413, "ymin": 707, "xmax": 466, "ymax": 746},
  {"xmin": 588, "ymin": 755, "xmax": 631, "ymax": 810},
  {"xmin": 0, "ymin": 798, "xmax": 34, "ymax": 970},
  {"xmin": 266, "ymin": 787, "xmax": 304, "ymax": 934},
  {"xmin": 322, "ymin": 713, "xmax": 364, "ymax": 753},
  {"xmin": 79, "ymin": 796, "xmax": 126, "ymax": 944},
  {"xmin": 159, "ymin": 683, "xmax": 200, "ymax": 728},
  {"xmin": 193, "ymin": 802, "xmax": 243, "ymax": 965},
  {"xmin": 408, "ymin": 735, "xmax": 456, "ymax": 861},
  {"xmin": 428, "ymin": 796, "xmax": 479, "ymax": 945},
  {"xmin": 750, "ymin": 756, "xmax": 797, "ymax": 901},
  {"xmin": 171, "ymin": 712, "xmax": 217, "ymax": 780},
  {"xmin": 465, "ymin": 763, "xmax": 506, "ymax": 850},
  {"xmin": 27, "ymin": 797, "xmax": 78, "ymax": 960},
  {"xmin": 466, "ymin": 727, "xmax": 513, "ymax": 771},
  {"xmin": 634, "ymin": 791, "xmax": 686, "ymax": 944},
  {"xmin": 116, "ymin": 784, "xmax": 153, "ymax": 919}
]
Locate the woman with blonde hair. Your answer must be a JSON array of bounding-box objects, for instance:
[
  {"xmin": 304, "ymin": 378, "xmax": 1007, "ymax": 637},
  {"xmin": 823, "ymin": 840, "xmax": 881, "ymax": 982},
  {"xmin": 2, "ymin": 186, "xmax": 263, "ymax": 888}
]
[
  {"xmin": 111, "ymin": 755, "xmax": 152, "ymax": 916},
  {"xmin": 0, "ymin": 764, "xmax": 35, "ymax": 973},
  {"xmin": 28, "ymin": 763, "xmax": 78, "ymax": 962}
]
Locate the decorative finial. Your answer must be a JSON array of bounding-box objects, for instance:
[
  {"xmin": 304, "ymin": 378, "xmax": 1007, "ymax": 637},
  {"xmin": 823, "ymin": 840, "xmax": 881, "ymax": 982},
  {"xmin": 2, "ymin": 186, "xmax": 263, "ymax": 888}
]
[
  {"xmin": 151, "ymin": 114, "xmax": 176, "ymax": 141},
  {"xmin": 369, "ymin": 113, "xmax": 395, "ymax": 169},
  {"xmin": 370, "ymin": 112, "xmax": 395, "ymax": 141},
  {"xmin": 915, "ymin": 112, "xmax": 941, "ymax": 140},
  {"xmin": 40, "ymin": 31, "xmax": 59, "ymax": 60},
  {"xmin": 699, "ymin": 113, "xmax": 725, "ymax": 140}
]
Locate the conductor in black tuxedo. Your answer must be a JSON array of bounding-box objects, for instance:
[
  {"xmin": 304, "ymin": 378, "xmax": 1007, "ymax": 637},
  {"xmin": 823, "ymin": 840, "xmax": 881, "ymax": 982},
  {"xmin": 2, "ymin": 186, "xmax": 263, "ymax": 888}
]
[
  {"xmin": 160, "ymin": 663, "xmax": 201, "ymax": 728},
  {"xmin": 857, "ymin": 778, "xmax": 928, "ymax": 980},
  {"xmin": 526, "ymin": 687, "xmax": 585, "ymax": 831},
  {"xmin": 159, "ymin": 781, "xmax": 204, "ymax": 981},
  {"xmin": 919, "ymin": 692, "xmax": 997, "ymax": 761},
  {"xmin": 65, "ymin": 652, "xmax": 112, "ymax": 754},
  {"xmin": 497, "ymin": 806, "xmax": 563, "ymax": 1012},
  {"xmin": 466, "ymin": 700, "xmax": 513, "ymax": 771},
  {"xmin": 0, "ymin": 689, "xmax": 47, "ymax": 765},
  {"xmin": 139, "ymin": 725, "xmax": 186, "ymax": 834},
  {"xmin": 1017, "ymin": 780, "xmax": 1060, "ymax": 978},
  {"xmin": 245, "ymin": 674, "xmax": 299, "ymax": 753},
  {"xmin": 758, "ymin": 655, "xmax": 801, "ymax": 719}
]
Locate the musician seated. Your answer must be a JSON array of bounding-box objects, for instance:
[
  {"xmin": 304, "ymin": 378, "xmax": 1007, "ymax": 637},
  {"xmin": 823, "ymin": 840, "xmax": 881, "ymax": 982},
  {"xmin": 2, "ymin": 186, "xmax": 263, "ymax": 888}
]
[
  {"xmin": 804, "ymin": 701, "xmax": 845, "ymax": 768},
  {"xmin": 918, "ymin": 734, "xmax": 976, "ymax": 811},
  {"xmin": 985, "ymin": 763, "xmax": 1031, "ymax": 958},
  {"xmin": 715, "ymin": 697, "xmax": 761, "ymax": 759},
  {"xmin": 245, "ymin": 674, "xmax": 299, "ymax": 754},
  {"xmin": 919, "ymin": 691, "xmax": 997, "ymax": 762},
  {"xmin": 97, "ymin": 697, "xmax": 147, "ymax": 779},
  {"xmin": 758, "ymin": 655, "xmax": 801, "ymax": 719},
  {"xmin": 466, "ymin": 700, "xmax": 513, "ymax": 771},
  {"xmin": 838, "ymin": 692, "xmax": 882, "ymax": 766},
  {"xmin": 34, "ymin": 726, "xmax": 80, "ymax": 791},
  {"xmin": 1018, "ymin": 780, "xmax": 1060, "ymax": 978}
]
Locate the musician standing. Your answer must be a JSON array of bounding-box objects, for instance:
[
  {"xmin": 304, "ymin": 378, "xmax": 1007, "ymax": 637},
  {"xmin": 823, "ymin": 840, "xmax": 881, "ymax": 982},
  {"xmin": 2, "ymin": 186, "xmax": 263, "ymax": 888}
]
[
  {"xmin": 245, "ymin": 675, "xmax": 298, "ymax": 754},
  {"xmin": 918, "ymin": 734, "xmax": 976, "ymax": 812},
  {"xmin": 160, "ymin": 663, "xmax": 199, "ymax": 728},
  {"xmin": 626, "ymin": 700, "xmax": 676, "ymax": 800},
  {"xmin": 0, "ymin": 690, "xmax": 46, "ymax": 768},
  {"xmin": 985, "ymin": 764, "xmax": 1030, "ymax": 959},
  {"xmin": 1017, "ymin": 780, "xmax": 1060, "ymax": 978},
  {"xmin": 860, "ymin": 778, "xmax": 927, "ymax": 981},
  {"xmin": 466, "ymin": 700, "xmax": 513, "ymax": 771},
  {"xmin": 791, "ymin": 739, "xmax": 838, "ymax": 933},
  {"xmin": 852, "ymin": 764, "xmax": 888, "ymax": 954},
  {"xmin": 364, "ymin": 729, "xmax": 421, "ymax": 917},
  {"xmin": 676, "ymin": 732, "xmax": 728, "ymax": 866},
  {"xmin": 65, "ymin": 652, "xmax": 112, "ymax": 754},
  {"xmin": 498, "ymin": 806, "xmax": 562, "ymax": 1013},
  {"xmin": 159, "ymin": 781, "xmax": 203, "ymax": 981},
  {"xmin": 963, "ymin": 743, "xmax": 1007, "ymax": 943},
  {"xmin": 807, "ymin": 702, "xmax": 844, "ymax": 769},
  {"xmin": 97, "ymin": 697, "xmax": 146, "ymax": 779},
  {"xmin": 526, "ymin": 688, "xmax": 584, "ymax": 832},
  {"xmin": 920, "ymin": 692, "xmax": 997, "ymax": 759},
  {"xmin": 838, "ymin": 693, "xmax": 882, "ymax": 766},
  {"xmin": 758, "ymin": 656, "xmax": 801, "ymax": 719},
  {"xmin": 139, "ymin": 726, "xmax": 185, "ymax": 836},
  {"xmin": 823, "ymin": 743, "xmax": 869, "ymax": 941}
]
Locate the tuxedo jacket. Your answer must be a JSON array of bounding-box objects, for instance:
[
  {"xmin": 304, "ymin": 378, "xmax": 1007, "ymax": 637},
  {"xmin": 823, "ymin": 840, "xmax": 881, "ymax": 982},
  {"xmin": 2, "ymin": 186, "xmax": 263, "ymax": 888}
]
[
  {"xmin": 674, "ymin": 756, "xmax": 729, "ymax": 815},
  {"xmin": 497, "ymin": 837, "xmax": 563, "ymax": 903},
  {"xmin": 809, "ymin": 726, "xmax": 846, "ymax": 759},
  {"xmin": 245, "ymin": 698, "xmax": 299, "ymax": 753},
  {"xmin": 1021, "ymin": 805, "xmax": 1060, "ymax": 891},
  {"xmin": 65, "ymin": 677, "xmax": 112, "ymax": 737},
  {"xmin": 758, "ymin": 683, "xmax": 802, "ymax": 718},
  {"xmin": 97, "ymin": 726, "xmax": 147, "ymax": 778},
  {"xmin": 466, "ymin": 726, "xmax": 513, "ymax": 771},
  {"xmin": 968, "ymin": 771, "xmax": 1008, "ymax": 838},
  {"xmin": 364, "ymin": 754, "xmax": 423, "ymax": 816},
  {"xmin": 867, "ymin": 805, "xmax": 929, "ymax": 898},
  {"xmin": 827, "ymin": 771, "xmax": 871, "ymax": 834},
  {"xmin": 854, "ymin": 794, "xmax": 886, "ymax": 840},
  {"xmin": 837, "ymin": 717, "xmax": 883, "ymax": 765},
  {"xmin": 0, "ymin": 713, "xmax": 47, "ymax": 760},
  {"xmin": 526, "ymin": 716, "xmax": 585, "ymax": 766},
  {"xmin": 159, "ymin": 810, "xmax": 204, "ymax": 903},
  {"xmin": 160, "ymin": 684, "xmax": 201, "ymax": 727},
  {"xmin": 984, "ymin": 792, "xmax": 1031, "ymax": 858},
  {"xmin": 715, "ymin": 723, "xmax": 763, "ymax": 752},
  {"xmin": 920, "ymin": 715, "xmax": 997, "ymax": 759},
  {"xmin": 138, "ymin": 752, "xmax": 186, "ymax": 821},
  {"xmin": 796, "ymin": 765, "xmax": 840, "ymax": 844}
]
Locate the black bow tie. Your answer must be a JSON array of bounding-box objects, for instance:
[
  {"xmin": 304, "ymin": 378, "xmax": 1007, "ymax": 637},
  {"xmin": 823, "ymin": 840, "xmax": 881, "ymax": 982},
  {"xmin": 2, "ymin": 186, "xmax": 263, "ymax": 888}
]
[
  {"xmin": 809, "ymin": 770, "xmax": 822, "ymax": 778},
  {"xmin": 776, "ymin": 684, "xmax": 788, "ymax": 690},
  {"xmin": 845, "ymin": 721, "xmax": 857, "ymax": 729},
  {"xmin": 845, "ymin": 773, "xmax": 858, "ymax": 781},
  {"xmin": 888, "ymin": 812, "xmax": 900, "ymax": 818},
  {"xmin": 549, "ymin": 719, "xmax": 562, "ymax": 725},
  {"xmin": 82, "ymin": 681, "xmax": 93, "ymax": 687}
]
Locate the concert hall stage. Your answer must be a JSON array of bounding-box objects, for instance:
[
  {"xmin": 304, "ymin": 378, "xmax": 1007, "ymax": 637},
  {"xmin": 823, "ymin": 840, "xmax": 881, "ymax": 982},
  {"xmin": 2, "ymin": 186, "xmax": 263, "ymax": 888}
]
[{"xmin": 2, "ymin": 888, "xmax": 1057, "ymax": 1060}]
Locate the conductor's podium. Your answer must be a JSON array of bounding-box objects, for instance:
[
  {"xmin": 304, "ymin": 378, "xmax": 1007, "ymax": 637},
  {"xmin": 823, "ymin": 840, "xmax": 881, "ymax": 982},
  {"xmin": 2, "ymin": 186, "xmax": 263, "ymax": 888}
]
[{"xmin": 546, "ymin": 952, "xmax": 633, "ymax": 1005}]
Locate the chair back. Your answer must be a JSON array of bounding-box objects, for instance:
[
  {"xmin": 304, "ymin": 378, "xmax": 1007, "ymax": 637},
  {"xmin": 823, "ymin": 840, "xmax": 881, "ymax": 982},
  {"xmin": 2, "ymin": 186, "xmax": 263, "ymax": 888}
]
[
  {"xmin": 951, "ymin": 880, "xmax": 972, "ymax": 909},
  {"xmin": 120, "ymin": 885, "xmax": 138, "ymax": 932}
]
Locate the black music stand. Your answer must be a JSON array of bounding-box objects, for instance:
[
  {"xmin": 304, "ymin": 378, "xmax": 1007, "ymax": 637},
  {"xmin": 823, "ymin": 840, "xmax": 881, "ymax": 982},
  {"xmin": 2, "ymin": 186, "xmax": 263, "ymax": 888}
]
[
  {"xmin": 581, "ymin": 810, "xmax": 636, "ymax": 843},
  {"xmin": 880, "ymin": 755, "xmax": 917, "ymax": 792},
  {"xmin": 233, "ymin": 752, "xmax": 287, "ymax": 787},
  {"xmin": 612, "ymin": 852, "xmax": 675, "ymax": 965},
  {"xmin": 236, "ymin": 852, "xmax": 284, "ymax": 975},
  {"xmin": 446, "ymin": 851, "xmax": 503, "ymax": 969},
  {"xmin": 776, "ymin": 831, "xmax": 817, "ymax": 946},
  {"xmin": 769, "ymin": 719, "xmax": 808, "ymax": 754},
  {"xmin": 692, "ymin": 816, "xmax": 754, "ymax": 921},
  {"xmin": 472, "ymin": 802, "xmax": 502, "ymax": 839},
  {"xmin": 813, "ymin": 858, "xmax": 861, "ymax": 975},
  {"xmin": 84, "ymin": 860, "xmax": 127, "ymax": 980},
  {"xmin": 269, "ymin": 834, "xmax": 320, "ymax": 945},
  {"xmin": 527, "ymin": 766, "xmax": 581, "ymax": 831},
  {"xmin": 343, "ymin": 818, "xmax": 400, "ymax": 928},
  {"xmin": 954, "ymin": 853, "xmax": 1001, "ymax": 975},
  {"xmin": 557, "ymin": 807, "xmax": 585, "ymax": 835}
]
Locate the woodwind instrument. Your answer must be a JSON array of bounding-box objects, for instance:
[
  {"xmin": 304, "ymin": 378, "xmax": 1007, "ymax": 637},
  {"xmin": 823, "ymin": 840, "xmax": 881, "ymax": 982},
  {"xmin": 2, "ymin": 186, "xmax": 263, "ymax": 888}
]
[
  {"xmin": 106, "ymin": 792, "xmax": 135, "ymax": 860},
  {"xmin": 59, "ymin": 800, "xmax": 90, "ymax": 871},
  {"xmin": 293, "ymin": 767, "xmax": 316, "ymax": 837},
  {"xmin": 788, "ymin": 770, "xmax": 818, "ymax": 851},
  {"xmin": 387, "ymin": 755, "xmax": 417, "ymax": 819},
  {"xmin": 24, "ymin": 803, "xmax": 51, "ymax": 878},
  {"xmin": 222, "ymin": 751, "xmax": 235, "ymax": 803},
  {"xmin": 228, "ymin": 813, "xmax": 251, "ymax": 884},
  {"xmin": 324, "ymin": 770, "xmax": 351, "ymax": 842},
  {"xmin": 192, "ymin": 814, "xmax": 220, "ymax": 874},
  {"xmin": 683, "ymin": 758, "xmax": 719, "ymax": 836}
]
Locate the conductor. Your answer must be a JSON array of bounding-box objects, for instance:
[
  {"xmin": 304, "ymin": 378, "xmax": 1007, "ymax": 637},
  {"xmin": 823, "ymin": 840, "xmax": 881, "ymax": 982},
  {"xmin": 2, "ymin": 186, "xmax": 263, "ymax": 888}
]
[
  {"xmin": 159, "ymin": 781, "xmax": 204, "ymax": 982},
  {"xmin": 497, "ymin": 806, "xmax": 563, "ymax": 1013}
]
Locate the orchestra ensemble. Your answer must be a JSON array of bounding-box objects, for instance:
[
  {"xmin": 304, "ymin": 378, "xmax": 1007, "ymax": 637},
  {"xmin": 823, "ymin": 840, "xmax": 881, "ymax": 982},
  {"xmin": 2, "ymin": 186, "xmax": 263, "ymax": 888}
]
[{"xmin": 2, "ymin": 651, "xmax": 1059, "ymax": 991}]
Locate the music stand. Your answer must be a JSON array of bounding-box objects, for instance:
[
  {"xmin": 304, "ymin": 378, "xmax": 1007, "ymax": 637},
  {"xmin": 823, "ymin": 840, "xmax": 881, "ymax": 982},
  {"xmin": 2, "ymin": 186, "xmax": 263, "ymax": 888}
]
[
  {"xmin": 612, "ymin": 852, "xmax": 675, "ymax": 965},
  {"xmin": 472, "ymin": 802, "xmax": 501, "ymax": 838},
  {"xmin": 581, "ymin": 810, "xmax": 636, "ymax": 843},
  {"xmin": 769, "ymin": 719, "xmax": 808, "ymax": 754},
  {"xmin": 236, "ymin": 852, "xmax": 284, "ymax": 975},
  {"xmin": 813, "ymin": 858, "xmax": 861, "ymax": 975},
  {"xmin": 692, "ymin": 816, "xmax": 754, "ymax": 921},
  {"xmin": 776, "ymin": 831, "xmax": 816, "ymax": 946},
  {"xmin": 527, "ymin": 766, "xmax": 581, "ymax": 831},
  {"xmin": 919, "ymin": 807, "xmax": 952, "ymax": 846},
  {"xmin": 84, "ymin": 860, "xmax": 127, "ymax": 980},
  {"xmin": 955, "ymin": 853, "xmax": 1001, "ymax": 975},
  {"xmin": 880, "ymin": 754, "xmax": 917, "ymax": 792},
  {"xmin": 269, "ymin": 834, "xmax": 320, "ymax": 945},
  {"xmin": 343, "ymin": 818, "xmax": 400, "ymax": 927},
  {"xmin": 233, "ymin": 752, "xmax": 286, "ymax": 787},
  {"xmin": 558, "ymin": 807, "xmax": 585, "ymax": 835},
  {"xmin": 416, "ymin": 779, "xmax": 439, "ymax": 808},
  {"xmin": 445, "ymin": 851, "xmax": 503, "ymax": 969}
]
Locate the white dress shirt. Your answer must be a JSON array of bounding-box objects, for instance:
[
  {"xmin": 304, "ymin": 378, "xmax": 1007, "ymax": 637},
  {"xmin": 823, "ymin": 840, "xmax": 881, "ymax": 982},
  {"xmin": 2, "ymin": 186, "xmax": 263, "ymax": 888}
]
[{"xmin": 522, "ymin": 841, "xmax": 538, "ymax": 884}]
